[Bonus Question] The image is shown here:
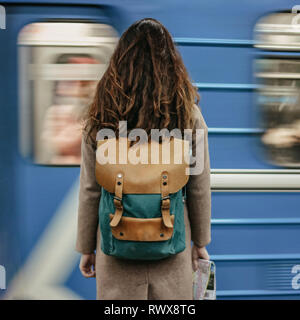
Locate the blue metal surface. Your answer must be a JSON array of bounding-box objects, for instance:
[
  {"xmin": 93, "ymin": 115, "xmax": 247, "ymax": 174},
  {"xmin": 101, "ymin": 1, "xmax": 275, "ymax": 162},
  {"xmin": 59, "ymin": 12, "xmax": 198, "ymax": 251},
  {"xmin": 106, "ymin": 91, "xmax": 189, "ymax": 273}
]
[
  {"xmin": 0, "ymin": 0, "xmax": 299, "ymax": 300},
  {"xmin": 209, "ymin": 134, "xmax": 272, "ymax": 169},
  {"xmin": 200, "ymin": 90, "xmax": 257, "ymax": 128},
  {"xmin": 212, "ymin": 192, "xmax": 300, "ymax": 219},
  {"xmin": 209, "ymin": 224, "xmax": 300, "ymax": 254}
]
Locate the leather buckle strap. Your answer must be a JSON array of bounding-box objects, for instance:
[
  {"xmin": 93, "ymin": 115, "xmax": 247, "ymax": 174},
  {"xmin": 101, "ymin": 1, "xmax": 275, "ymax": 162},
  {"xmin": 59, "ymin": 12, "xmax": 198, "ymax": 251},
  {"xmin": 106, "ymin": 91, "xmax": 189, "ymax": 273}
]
[
  {"xmin": 161, "ymin": 172, "xmax": 173, "ymax": 228},
  {"xmin": 113, "ymin": 196, "xmax": 122, "ymax": 208},
  {"xmin": 110, "ymin": 173, "xmax": 124, "ymax": 227},
  {"xmin": 113, "ymin": 198, "xmax": 123, "ymax": 210},
  {"xmin": 161, "ymin": 197, "xmax": 170, "ymax": 209}
]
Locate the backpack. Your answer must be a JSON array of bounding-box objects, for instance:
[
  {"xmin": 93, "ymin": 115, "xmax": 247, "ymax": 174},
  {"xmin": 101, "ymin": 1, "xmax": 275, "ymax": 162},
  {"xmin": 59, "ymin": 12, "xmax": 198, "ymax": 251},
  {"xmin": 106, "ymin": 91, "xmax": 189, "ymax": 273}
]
[{"xmin": 95, "ymin": 136, "xmax": 190, "ymax": 260}]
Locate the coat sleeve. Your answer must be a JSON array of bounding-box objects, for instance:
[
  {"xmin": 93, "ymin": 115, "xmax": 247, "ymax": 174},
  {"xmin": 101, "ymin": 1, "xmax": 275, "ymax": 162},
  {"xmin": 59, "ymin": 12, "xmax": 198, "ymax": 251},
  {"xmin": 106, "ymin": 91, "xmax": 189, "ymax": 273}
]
[
  {"xmin": 75, "ymin": 131, "xmax": 102, "ymax": 254},
  {"xmin": 186, "ymin": 105, "xmax": 212, "ymax": 248}
]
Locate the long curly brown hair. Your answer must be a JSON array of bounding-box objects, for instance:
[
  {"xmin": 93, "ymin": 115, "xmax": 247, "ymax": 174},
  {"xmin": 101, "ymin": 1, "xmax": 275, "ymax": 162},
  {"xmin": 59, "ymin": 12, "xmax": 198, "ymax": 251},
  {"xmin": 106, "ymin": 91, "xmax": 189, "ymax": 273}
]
[{"xmin": 83, "ymin": 18, "xmax": 200, "ymax": 145}]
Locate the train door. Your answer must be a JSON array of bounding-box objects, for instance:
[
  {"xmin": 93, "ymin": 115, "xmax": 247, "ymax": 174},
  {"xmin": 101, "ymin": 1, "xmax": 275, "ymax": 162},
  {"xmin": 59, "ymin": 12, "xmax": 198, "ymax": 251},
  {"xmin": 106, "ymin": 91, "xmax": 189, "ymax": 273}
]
[{"xmin": 0, "ymin": 4, "xmax": 118, "ymax": 299}]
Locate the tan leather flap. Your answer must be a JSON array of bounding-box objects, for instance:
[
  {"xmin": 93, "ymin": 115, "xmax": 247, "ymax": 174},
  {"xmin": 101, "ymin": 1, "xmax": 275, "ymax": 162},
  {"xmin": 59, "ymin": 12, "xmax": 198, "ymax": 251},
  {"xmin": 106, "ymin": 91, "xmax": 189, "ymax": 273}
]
[
  {"xmin": 95, "ymin": 137, "xmax": 190, "ymax": 194},
  {"xmin": 109, "ymin": 214, "xmax": 175, "ymax": 241}
]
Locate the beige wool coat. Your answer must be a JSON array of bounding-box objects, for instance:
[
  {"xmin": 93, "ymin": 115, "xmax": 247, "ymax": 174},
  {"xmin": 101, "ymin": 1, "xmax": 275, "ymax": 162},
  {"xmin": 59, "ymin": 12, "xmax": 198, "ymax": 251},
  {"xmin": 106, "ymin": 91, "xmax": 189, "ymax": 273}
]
[{"xmin": 75, "ymin": 104, "xmax": 211, "ymax": 300}]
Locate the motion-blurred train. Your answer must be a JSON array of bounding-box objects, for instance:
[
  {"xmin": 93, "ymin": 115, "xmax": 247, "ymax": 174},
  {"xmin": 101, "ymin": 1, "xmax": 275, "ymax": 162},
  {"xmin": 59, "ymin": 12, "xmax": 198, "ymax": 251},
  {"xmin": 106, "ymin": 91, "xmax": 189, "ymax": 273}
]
[{"xmin": 0, "ymin": 0, "xmax": 300, "ymax": 300}]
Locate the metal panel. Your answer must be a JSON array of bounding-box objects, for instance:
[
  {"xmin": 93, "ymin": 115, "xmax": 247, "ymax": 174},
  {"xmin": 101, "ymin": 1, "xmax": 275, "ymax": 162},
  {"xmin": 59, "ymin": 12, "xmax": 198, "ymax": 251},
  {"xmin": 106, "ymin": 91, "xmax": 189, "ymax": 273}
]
[{"xmin": 211, "ymin": 171, "xmax": 300, "ymax": 190}]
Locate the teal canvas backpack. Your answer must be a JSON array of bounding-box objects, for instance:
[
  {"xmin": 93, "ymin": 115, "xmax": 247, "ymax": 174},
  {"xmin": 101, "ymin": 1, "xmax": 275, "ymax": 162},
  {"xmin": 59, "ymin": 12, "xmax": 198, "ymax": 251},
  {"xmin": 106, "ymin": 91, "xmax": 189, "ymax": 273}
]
[{"xmin": 95, "ymin": 136, "xmax": 190, "ymax": 260}]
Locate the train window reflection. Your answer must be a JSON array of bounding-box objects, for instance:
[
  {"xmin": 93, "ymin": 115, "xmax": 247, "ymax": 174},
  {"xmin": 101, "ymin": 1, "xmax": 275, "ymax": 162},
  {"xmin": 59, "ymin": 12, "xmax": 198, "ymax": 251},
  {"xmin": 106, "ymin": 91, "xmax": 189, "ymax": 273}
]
[
  {"xmin": 254, "ymin": 13, "xmax": 300, "ymax": 167},
  {"xmin": 18, "ymin": 22, "xmax": 118, "ymax": 165},
  {"xmin": 254, "ymin": 12, "xmax": 300, "ymax": 51}
]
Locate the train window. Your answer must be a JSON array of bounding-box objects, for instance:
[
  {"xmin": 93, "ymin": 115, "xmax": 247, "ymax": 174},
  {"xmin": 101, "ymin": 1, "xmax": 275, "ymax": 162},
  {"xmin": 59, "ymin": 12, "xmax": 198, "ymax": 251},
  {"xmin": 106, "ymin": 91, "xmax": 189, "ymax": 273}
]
[
  {"xmin": 254, "ymin": 12, "xmax": 300, "ymax": 167},
  {"xmin": 18, "ymin": 22, "xmax": 118, "ymax": 165}
]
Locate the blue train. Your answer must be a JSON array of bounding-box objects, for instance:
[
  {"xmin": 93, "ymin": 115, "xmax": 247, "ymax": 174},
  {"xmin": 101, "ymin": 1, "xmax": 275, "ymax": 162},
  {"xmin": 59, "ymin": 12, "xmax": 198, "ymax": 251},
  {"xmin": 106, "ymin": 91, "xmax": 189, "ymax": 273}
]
[{"xmin": 0, "ymin": 0, "xmax": 300, "ymax": 300}]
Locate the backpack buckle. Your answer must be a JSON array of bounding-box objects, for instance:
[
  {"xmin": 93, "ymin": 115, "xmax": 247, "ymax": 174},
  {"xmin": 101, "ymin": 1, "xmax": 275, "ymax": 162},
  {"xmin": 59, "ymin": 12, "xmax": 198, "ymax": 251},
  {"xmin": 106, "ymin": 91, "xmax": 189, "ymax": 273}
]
[
  {"xmin": 113, "ymin": 196, "xmax": 123, "ymax": 209},
  {"xmin": 161, "ymin": 196, "xmax": 170, "ymax": 209},
  {"xmin": 113, "ymin": 195, "xmax": 122, "ymax": 202}
]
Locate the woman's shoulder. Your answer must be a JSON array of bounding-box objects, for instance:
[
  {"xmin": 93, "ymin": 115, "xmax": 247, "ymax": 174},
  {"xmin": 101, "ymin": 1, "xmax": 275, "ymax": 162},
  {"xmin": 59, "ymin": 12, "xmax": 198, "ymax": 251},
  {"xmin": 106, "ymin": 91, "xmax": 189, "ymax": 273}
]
[
  {"xmin": 192, "ymin": 104, "xmax": 208, "ymax": 130},
  {"xmin": 81, "ymin": 126, "xmax": 98, "ymax": 154}
]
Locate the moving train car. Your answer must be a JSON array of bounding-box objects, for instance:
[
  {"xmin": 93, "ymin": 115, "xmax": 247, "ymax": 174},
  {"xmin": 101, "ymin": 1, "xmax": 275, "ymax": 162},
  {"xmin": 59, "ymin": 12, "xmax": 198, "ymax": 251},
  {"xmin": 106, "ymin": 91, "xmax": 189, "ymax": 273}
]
[{"xmin": 0, "ymin": 0, "xmax": 300, "ymax": 300}]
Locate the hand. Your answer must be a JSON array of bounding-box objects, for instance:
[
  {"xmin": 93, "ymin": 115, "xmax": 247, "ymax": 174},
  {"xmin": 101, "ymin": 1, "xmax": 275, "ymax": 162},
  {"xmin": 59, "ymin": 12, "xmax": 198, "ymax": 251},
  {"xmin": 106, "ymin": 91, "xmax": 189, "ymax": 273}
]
[
  {"xmin": 79, "ymin": 253, "xmax": 96, "ymax": 278},
  {"xmin": 192, "ymin": 245, "xmax": 210, "ymax": 272}
]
